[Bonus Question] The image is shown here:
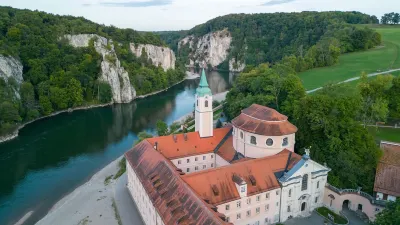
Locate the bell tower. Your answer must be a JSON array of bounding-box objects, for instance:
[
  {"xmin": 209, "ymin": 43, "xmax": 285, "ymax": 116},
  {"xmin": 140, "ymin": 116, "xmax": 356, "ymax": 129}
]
[{"xmin": 195, "ymin": 69, "xmax": 213, "ymax": 138}]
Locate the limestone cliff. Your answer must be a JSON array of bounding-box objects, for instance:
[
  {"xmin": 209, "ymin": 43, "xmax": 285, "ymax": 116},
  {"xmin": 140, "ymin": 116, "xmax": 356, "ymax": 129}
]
[
  {"xmin": 64, "ymin": 34, "xmax": 136, "ymax": 103},
  {"xmin": 178, "ymin": 29, "xmax": 245, "ymax": 72},
  {"xmin": 0, "ymin": 55, "xmax": 24, "ymax": 98},
  {"xmin": 130, "ymin": 43, "xmax": 175, "ymax": 71}
]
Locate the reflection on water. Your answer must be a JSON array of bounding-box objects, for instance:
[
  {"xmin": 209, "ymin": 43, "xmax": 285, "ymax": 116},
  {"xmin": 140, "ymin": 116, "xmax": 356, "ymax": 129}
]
[{"xmin": 0, "ymin": 70, "xmax": 237, "ymax": 225}]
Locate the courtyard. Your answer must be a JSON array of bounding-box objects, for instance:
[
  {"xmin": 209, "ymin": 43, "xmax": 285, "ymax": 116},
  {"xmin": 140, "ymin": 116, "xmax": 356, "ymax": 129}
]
[{"xmin": 284, "ymin": 209, "xmax": 367, "ymax": 225}]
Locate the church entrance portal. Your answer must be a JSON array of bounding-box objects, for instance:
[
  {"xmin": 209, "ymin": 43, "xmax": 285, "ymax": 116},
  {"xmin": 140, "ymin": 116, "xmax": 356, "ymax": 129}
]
[{"xmin": 301, "ymin": 202, "xmax": 306, "ymax": 211}]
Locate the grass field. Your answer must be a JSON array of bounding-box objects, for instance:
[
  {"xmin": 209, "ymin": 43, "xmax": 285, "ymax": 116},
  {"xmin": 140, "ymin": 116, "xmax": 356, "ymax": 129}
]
[
  {"xmin": 368, "ymin": 127, "xmax": 400, "ymax": 143},
  {"xmin": 299, "ymin": 25, "xmax": 400, "ymax": 90}
]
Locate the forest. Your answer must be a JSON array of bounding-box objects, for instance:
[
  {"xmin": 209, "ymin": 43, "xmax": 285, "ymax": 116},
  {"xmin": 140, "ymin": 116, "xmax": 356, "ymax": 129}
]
[
  {"xmin": 160, "ymin": 11, "xmax": 381, "ymax": 70},
  {"xmin": 0, "ymin": 6, "xmax": 184, "ymax": 136}
]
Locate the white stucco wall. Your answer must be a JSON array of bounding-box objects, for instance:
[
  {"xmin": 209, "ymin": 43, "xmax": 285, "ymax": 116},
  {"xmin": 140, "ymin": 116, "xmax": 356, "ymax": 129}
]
[
  {"xmin": 217, "ymin": 189, "xmax": 281, "ymax": 225},
  {"xmin": 171, "ymin": 153, "xmax": 216, "ymax": 174},
  {"xmin": 127, "ymin": 162, "xmax": 165, "ymax": 225},
  {"xmin": 232, "ymin": 126, "xmax": 295, "ymax": 158},
  {"xmin": 376, "ymin": 192, "xmax": 397, "ymax": 201},
  {"xmin": 195, "ymin": 94, "xmax": 213, "ymax": 138},
  {"xmin": 216, "ymin": 154, "xmax": 230, "ymax": 167},
  {"xmin": 279, "ymin": 160, "xmax": 328, "ymax": 222}
]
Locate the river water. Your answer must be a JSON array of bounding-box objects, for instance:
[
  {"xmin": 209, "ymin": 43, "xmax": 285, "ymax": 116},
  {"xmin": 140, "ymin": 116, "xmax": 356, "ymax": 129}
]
[{"xmin": 0, "ymin": 70, "xmax": 236, "ymax": 225}]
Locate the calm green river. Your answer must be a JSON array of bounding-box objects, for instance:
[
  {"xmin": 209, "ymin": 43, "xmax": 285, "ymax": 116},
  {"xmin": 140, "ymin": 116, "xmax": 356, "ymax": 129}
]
[{"xmin": 0, "ymin": 70, "xmax": 236, "ymax": 225}]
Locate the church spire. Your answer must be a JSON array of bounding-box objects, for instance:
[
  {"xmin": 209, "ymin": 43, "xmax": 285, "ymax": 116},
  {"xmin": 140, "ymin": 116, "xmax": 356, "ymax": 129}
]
[{"xmin": 196, "ymin": 69, "xmax": 212, "ymax": 97}]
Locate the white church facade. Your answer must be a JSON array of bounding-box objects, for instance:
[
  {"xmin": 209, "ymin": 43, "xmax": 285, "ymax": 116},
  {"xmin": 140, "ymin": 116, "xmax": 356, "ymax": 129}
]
[{"xmin": 125, "ymin": 69, "xmax": 330, "ymax": 225}]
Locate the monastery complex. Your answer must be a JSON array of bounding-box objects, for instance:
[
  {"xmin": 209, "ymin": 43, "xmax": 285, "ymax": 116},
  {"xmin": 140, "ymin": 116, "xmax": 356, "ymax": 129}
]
[{"xmin": 125, "ymin": 70, "xmax": 392, "ymax": 225}]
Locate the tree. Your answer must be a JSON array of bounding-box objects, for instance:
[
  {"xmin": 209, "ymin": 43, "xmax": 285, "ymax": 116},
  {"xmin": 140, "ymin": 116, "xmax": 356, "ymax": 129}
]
[
  {"xmin": 134, "ymin": 131, "xmax": 153, "ymax": 146},
  {"xmin": 0, "ymin": 102, "xmax": 21, "ymax": 123},
  {"xmin": 39, "ymin": 96, "xmax": 53, "ymax": 116},
  {"xmin": 388, "ymin": 76, "xmax": 400, "ymax": 118},
  {"xmin": 373, "ymin": 199, "xmax": 400, "ymax": 225},
  {"xmin": 156, "ymin": 120, "xmax": 169, "ymax": 136}
]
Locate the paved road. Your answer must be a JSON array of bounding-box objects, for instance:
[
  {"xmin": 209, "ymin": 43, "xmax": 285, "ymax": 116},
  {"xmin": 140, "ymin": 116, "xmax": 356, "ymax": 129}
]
[
  {"xmin": 306, "ymin": 68, "xmax": 400, "ymax": 93},
  {"xmin": 284, "ymin": 210, "xmax": 367, "ymax": 225},
  {"xmin": 114, "ymin": 173, "xmax": 144, "ymax": 225}
]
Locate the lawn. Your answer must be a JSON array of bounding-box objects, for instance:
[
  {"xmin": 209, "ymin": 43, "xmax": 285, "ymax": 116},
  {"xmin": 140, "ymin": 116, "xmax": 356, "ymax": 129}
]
[
  {"xmin": 368, "ymin": 127, "xmax": 400, "ymax": 143},
  {"xmin": 316, "ymin": 207, "xmax": 348, "ymax": 224},
  {"xmin": 299, "ymin": 25, "xmax": 400, "ymax": 90}
]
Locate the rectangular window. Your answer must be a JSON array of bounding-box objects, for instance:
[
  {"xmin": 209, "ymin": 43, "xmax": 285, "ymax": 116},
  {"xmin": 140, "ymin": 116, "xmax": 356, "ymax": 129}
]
[
  {"xmin": 247, "ymin": 198, "xmax": 251, "ymax": 205},
  {"xmin": 226, "ymin": 217, "xmax": 230, "ymax": 222},
  {"xmin": 276, "ymin": 202, "xmax": 279, "ymax": 207},
  {"xmin": 237, "ymin": 213, "xmax": 241, "ymax": 220},
  {"xmin": 195, "ymin": 166, "xmax": 198, "ymax": 171},
  {"xmin": 203, "ymin": 156, "xmax": 206, "ymax": 160},
  {"xmin": 265, "ymin": 204, "xmax": 269, "ymax": 211},
  {"xmin": 203, "ymin": 165, "xmax": 206, "ymax": 169},
  {"xmin": 317, "ymin": 181, "xmax": 320, "ymax": 189},
  {"xmin": 287, "ymin": 206, "xmax": 291, "ymax": 212},
  {"xmin": 276, "ymin": 190, "xmax": 280, "ymax": 195},
  {"xmin": 195, "ymin": 157, "xmax": 198, "ymax": 161},
  {"xmin": 187, "ymin": 159, "xmax": 190, "ymax": 163},
  {"xmin": 315, "ymin": 197, "xmax": 318, "ymax": 203},
  {"xmin": 226, "ymin": 204, "xmax": 230, "ymax": 210},
  {"xmin": 211, "ymin": 154, "xmax": 214, "ymax": 159},
  {"xmin": 266, "ymin": 193, "xmax": 270, "ymax": 199},
  {"xmin": 211, "ymin": 163, "xmax": 214, "ymax": 167},
  {"xmin": 246, "ymin": 210, "xmax": 251, "ymax": 217},
  {"xmin": 256, "ymin": 195, "xmax": 260, "ymax": 202},
  {"xmin": 186, "ymin": 168, "xmax": 190, "ymax": 172},
  {"xmin": 241, "ymin": 186, "xmax": 246, "ymax": 193},
  {"xmin": 237, "ymin": 201, "xmax": 241, "ymax": 208},
  {"xmin": 256, "ymin": 207, "xmax": 260, "ymax": 214},
  {"xmin": 178, "ymin": 160, "xmax": 181, "ymax": 165},
  {"xmin": 289, "ymin": 189, "xmax": 291, "ymax": 197}
]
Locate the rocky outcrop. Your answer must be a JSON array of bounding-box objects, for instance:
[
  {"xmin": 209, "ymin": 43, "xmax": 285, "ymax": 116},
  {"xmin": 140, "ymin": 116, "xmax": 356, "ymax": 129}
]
[
  {"xmin": 64, "ymin": 34, "xmax": 136, "ymax": 103},
  {"xmin": 229, "ymin": 58, "xmax": 246, "ymax": 72},
  {"xmin": 130, "ymin": 44, "xmax": 175, "ymax": 71},
  {"xmin": 0, "ymin": 55, "xmax": 24, "ymax": 98},
  {"xmin": 178, "ymin": 29, "xmax": 233, "ymax": 68}
]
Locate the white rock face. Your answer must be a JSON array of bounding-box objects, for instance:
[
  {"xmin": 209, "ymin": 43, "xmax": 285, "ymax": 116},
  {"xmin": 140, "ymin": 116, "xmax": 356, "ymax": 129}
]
[
  {"xmin": 130, "ymin": 43, "xmax": 175, "ymax": 71},
  {"xmin": 64, "ymin": 34, "xmax": 136, "ymax": 103},
  {"xmin": 0, "ymin": 55, "xmax": 24, "ymax": 98},
  {"xmin": 179, "ymin": 30, "xmax": 232, "ymax": 68},
  {"xmin": 229, "ymin": 58, "xmax": 246, "ymax": 72}
]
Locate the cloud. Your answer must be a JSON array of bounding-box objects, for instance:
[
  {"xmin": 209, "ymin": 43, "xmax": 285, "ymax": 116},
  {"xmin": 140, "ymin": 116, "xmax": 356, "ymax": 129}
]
[
  {"xmin": 262, "ymin": 0, "xmax": 296, "ymax": 6},
  {"xmin": 96, "ymin": 0, "xmax": 173, "ymax": 7}
]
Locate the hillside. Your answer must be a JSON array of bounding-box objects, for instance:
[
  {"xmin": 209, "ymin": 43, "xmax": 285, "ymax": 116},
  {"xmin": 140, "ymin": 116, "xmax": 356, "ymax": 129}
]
[
  {"xmin": 0, "ymin": 6, "xmax": 184, "ymax": 137},
  {"xmin": 159, "ymin": 11, "xmax": 380, "ymax": 71},
  {"xmin": 299, "ymin": 24, "xmax": 400, "ymax": 90}
]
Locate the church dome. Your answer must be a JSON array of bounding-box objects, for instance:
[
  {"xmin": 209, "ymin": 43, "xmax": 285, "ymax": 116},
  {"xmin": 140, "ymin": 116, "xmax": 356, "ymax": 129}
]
[{"xmin": 232, "ymin": 104, "xmax": 297, "ymax": 136}]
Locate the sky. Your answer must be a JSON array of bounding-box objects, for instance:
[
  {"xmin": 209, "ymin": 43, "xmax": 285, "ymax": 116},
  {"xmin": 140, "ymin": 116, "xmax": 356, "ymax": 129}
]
[{"xmin": 1, "ymin": 0, "xmax": 397, "ymax": 31}]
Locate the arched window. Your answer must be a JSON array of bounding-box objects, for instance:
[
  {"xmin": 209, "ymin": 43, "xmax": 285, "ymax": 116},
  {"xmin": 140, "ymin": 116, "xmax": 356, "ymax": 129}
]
[
  {"xmin": 282, "ymin": 137, "xmax": 288, "ymax": 146},
  {"xmin": 250, "ymin": 136, "xmax": 257, "ymax": 145},
  {"xmin": 301, "ymin": 174, "xmax": 308, "ymax": 191},
  {"xmin": 240, "ymin": 132, "xmax": 244, "ymax": 139},
  {"xmin": 288, "ymin": 189, "xmax": 292, "ymax": 197},
  {"xmin": 266, "ymin": 138, "xmax": 273, "ymax": 146},
  {"xmin": 205, "ymin": 100, "xmax": 208, "ymax": 107}
]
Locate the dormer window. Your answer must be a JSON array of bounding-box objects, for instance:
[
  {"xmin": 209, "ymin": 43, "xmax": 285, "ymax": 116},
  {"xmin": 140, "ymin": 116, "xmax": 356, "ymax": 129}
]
[
  {"xmin": 241, "ymin": 186, "xmax": 246, "ymax": 193},
  {"xmin": 250, "ymin": 136, "xmax": 257, "ymax": 145},
  {"xmin": 282, "ymin": 137, "xmax": 288, "ymax": 147}
]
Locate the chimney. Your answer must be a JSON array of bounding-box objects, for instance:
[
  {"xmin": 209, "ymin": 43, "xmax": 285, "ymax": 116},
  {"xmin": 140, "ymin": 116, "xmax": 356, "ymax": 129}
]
[
  {"xmin": 184, "ymin": 133, "xmax": 188, "ymax": 141},
  {"xmin": 173, "ymin": 134, "xmax": 177, "ymax": 143},
  {"xmin": 153, "ymin": 142, "xmax": 158, "ymax": 150}
]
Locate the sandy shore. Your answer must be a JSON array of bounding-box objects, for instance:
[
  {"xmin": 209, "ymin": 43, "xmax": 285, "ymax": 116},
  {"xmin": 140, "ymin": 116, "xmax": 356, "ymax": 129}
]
[{"xmin": 35, "ymin": 157, "xmax": 123, "ymax": 225}]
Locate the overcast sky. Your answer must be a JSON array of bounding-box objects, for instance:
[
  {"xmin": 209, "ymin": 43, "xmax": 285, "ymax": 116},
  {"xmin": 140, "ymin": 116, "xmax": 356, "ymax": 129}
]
[{"xmin": 1, "ymin": 0, "xmax": 397, "ymax": 31}]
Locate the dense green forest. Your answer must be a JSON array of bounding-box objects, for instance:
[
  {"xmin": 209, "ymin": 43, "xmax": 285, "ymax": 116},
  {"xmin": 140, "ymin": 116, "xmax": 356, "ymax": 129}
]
[
  {"xmin": 159, "ymin": 11, "xmax": 380, "ymax": 70},
  {"xmin": 0, "ymin": 6, "xmax": 184, "ymax": 136}
]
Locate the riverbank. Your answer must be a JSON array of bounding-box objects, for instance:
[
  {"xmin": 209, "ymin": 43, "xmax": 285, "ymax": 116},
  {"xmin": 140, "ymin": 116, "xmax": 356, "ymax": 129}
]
[
  {"xmin": 0, "ymin": 74, "xmax": 198, "ymax": 144},
  {"xmin": 34, "ymin": 157, "xmax": 124, "ymax": 225}
]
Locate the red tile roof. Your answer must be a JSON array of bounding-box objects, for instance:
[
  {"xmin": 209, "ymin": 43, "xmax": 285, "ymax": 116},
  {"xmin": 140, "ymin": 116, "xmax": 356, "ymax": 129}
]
[
  {"xmin": 181, "ymin": 150, "xmax": 301, "ymax": 205},
  {"xmin": 147, "ymin": 128, "xmax": 232, "ymax": 159},
  {"xmin": 125, "ymin": 140, "xmax": 229, "ymax": 225},
  {"xmin": 215, "ymin": 136, "xmax": 236, "ymax": 162},
  {"xmin": 374, "ymin": 142, "xmax": 400, "ymax": 197},
  {"xmin": 232, "ymin": 104, "xmax": 297, "ymax": 136}
]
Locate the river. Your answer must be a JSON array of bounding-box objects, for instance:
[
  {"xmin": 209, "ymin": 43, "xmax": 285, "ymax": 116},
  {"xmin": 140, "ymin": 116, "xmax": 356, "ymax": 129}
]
[{"xmin": 0, "ymin": 70, "xmax": 236, "ymax": 225}]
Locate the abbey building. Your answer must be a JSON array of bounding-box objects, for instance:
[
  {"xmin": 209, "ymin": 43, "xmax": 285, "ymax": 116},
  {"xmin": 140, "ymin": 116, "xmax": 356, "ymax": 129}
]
[{"xmin": 125, "ymin": 69, "xmax": 330, "ymax": 225}]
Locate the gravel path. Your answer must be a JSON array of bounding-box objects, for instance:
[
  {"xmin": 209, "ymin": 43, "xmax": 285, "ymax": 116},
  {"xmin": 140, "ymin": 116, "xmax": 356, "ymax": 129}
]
[{"xmin": 306, "ymin": 68, "xmax": 400, "ymax": 94}]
